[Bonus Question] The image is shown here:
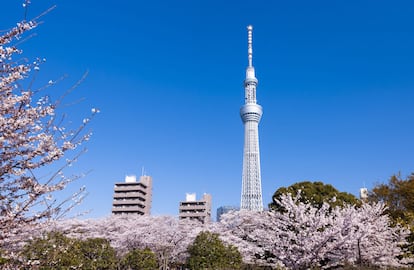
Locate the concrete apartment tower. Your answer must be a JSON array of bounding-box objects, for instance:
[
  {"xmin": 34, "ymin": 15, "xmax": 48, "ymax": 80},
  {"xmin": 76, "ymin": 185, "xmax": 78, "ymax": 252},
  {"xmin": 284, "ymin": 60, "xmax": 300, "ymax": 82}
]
[
  {"xmin": 112, "ymin": 175, "xmax": 153, "ymax": 215},
  {"xmin": 240, "ymin": 25, "xmax": 264, "ymax": 211},
  {"xmin": 179, "ymin": 193, "xmax": 212, "ymax": 223}
]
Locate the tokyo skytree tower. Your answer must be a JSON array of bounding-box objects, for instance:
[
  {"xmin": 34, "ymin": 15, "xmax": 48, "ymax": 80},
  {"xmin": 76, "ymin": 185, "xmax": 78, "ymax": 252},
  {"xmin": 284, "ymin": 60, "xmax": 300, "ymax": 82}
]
[{"xmin": 240, "ymin": 25, "xmax": 263, "ymax": 211}]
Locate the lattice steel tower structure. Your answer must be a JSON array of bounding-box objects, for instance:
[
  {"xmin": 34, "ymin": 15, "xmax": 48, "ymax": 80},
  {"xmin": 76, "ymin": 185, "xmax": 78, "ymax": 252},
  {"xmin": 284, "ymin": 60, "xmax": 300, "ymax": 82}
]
[{"xmin": 240, "ymin": 25, "xmax": 263, "ymax": 211}]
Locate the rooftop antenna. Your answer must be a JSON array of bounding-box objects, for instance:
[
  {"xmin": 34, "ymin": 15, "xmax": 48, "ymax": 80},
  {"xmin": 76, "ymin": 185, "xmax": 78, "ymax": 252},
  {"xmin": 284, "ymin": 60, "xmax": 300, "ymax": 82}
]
[
  {"xmin": 141, "ymin": 166, "xmax": 145, "ymax": 176},
  {"xmin": 247, "ymin": 25, "xmax": 253, "ymax": 67}
]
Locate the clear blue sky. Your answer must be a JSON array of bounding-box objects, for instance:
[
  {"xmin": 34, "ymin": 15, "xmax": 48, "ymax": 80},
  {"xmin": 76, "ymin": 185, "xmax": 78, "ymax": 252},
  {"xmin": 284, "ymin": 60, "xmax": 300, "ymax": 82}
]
[{"xmin": 3, "ymin": 1, "xmax": 414, "ymax": 219}]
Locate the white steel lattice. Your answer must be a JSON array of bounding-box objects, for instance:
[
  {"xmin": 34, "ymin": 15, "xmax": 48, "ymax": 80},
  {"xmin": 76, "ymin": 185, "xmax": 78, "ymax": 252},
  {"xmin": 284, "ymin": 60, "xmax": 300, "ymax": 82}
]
[{"xmin": 240, "ymin": 25, "xmax": 263, "ymax": 211}]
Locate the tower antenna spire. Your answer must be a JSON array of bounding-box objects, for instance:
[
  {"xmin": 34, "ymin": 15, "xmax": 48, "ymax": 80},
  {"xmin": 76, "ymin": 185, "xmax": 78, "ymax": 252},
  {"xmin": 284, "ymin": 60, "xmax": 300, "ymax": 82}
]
[{"xmin": 247, "ymin": 25, "xmax": 253, "ymax": 67}]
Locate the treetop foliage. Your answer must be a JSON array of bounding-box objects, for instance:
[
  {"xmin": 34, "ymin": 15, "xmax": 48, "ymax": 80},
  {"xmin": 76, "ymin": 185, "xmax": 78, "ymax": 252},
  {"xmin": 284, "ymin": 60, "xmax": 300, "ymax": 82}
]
[
  {"xmin": 269, "ymin": 181, "xmax": 360, "ymax": 211},
  {"xmin": 120, "ymin": 248, "xmax": 157, "ymax": 270},
  {"xmin": 187, "ymin": 231, "xmax": 242, "ymax": 270},
  {"xmin": 21, "ymin": 232, "xmax": 116, "ymax": 269},
  {"xmin": 369, "ymin": 173, "xmax": 414, "ymax": 256},
  {"xmin": 369, "ymin": 173, "xmax": 414, "ymax": 227}
]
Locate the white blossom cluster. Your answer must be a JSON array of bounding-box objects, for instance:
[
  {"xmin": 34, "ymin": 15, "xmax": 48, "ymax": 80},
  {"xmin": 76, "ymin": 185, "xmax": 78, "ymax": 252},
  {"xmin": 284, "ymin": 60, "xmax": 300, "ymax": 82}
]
[
  {"xmin": 19, "ymin": 194, "xmax": 411, "ymax": 269},
  {"xmin": 217, "ymin": 194, "xmax": 412, "ymax": 269},
  {"xmin": 0, "ymin": 10, "xmax": 97, "ymax": 249},
  {"xmin": 48, "ymin": 215, "xmax": 204, "ymax": 269}
]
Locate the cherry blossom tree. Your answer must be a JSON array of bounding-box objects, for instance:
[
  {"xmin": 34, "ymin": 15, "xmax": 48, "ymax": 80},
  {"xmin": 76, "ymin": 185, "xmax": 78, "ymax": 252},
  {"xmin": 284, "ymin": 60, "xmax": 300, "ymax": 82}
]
[
  {"xmin": 50, "ymin": 215, "xmax": 205, "ymax": 269},
  {"xmin": 212, "ymin": 210, "xmax": 272, "ymax": 267},
  {"xmin": 0, "ymin": 1, "xmax": 97, "ymax": 249},
  {"xmin": 217, "ymin": 194, "xmax": 411, "ymax": 269},
  {"xmin": 23, "ymin": 198, "xmax": 411, "ymax": 269}
]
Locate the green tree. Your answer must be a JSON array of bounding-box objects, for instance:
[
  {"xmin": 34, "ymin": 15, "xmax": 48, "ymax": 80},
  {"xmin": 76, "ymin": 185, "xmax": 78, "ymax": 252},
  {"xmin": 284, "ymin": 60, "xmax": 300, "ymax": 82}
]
[
  {"xmin": 269, "ymin": 181, "xmax": 359, "ymax": 211},
  {"xmin": 120, "ymin": 248, "xmax": 157, "ymax": 270},
  {"xmin": 369, "ymin": 173, "xmax": 414, "ymax": 226},
  {"xmin": 369, "ymin": 173, "xmax": 414, "ymax": 257},
  {"xmin": 21, "ymin": 232, "xmax": 81, "ymax": 269},
  {"xmin": 0, "ymin": 250, "xmax": 9, "ymax": 266},
  {"xmin": 187, "ymin": 231, "xmax": 242, "ymax": 270},
  {"xmin": 21, "ymin": 232, "xmax": 116, "ymax": 269},
  {"xmin": 77, "ymin": 238, "xmax": 117, "ymax": 269}
]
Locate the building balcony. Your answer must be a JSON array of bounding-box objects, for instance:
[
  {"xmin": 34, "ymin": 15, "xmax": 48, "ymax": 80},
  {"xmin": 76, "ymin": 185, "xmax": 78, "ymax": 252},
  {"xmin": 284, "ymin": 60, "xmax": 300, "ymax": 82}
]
[
  {"xmin": 179, "ymin": 209, "xmax": 207, "ymax": 215},
  {"xmin": 113, "ymin": 192, "xmax": 146, "ymax": 199},
  {"xmin": 179, "ymin": 205, "xmax": 207, "ymax": 211},
  {"xmin": 113, "ymin": 199, "xmax": 146, "ymax": 206},
  {"xmin": 113, "ymin": 185, "xmax": 147, "ymax": 193},
  {"xmin": 112, "ymin": 206, "xmax": 145, "ymax": 213}
]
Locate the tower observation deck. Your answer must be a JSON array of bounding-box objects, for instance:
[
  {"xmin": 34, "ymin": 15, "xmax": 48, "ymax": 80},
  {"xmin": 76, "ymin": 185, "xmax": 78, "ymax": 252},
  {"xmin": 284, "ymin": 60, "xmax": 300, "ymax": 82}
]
[{"xmin": 240, "ymin": 25, "xmax": 263, "ymax": 211}]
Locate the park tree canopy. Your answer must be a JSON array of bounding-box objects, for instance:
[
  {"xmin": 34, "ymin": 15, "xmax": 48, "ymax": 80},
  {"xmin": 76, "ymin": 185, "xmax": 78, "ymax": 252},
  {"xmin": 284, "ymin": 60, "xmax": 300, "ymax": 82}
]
[
  {"xmin": 369, "ymin": 173, "xmax": 414, "ymax": 256},
  {"xmin": 21, "ymin": 232, "xmax": 117, "ymax": 269},
  {"xmin": 186, "ymin": 231, "xmax": 242, "ymax": 270},
  {"xmin": 369, "ymin": 173, "xmax": 414, "ymax": 227},
  {"xmin": 269, "ymin": 181, "xmax": 359, "ymax": 211}
]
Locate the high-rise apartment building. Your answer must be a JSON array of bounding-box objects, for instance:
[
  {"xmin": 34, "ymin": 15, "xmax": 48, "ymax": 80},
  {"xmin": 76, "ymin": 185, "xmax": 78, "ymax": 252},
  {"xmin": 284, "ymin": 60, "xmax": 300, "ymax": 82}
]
[
  {"xmin": 240, "ymin": 25, "xmax": 264, "ymax": 211},
  {"xmin": 112, "ymin": 175, "xmax": 153, "ymax": 215},
  {"xmin": 179, "ymin": 193, "xmax": 211, "ymax": 223}
]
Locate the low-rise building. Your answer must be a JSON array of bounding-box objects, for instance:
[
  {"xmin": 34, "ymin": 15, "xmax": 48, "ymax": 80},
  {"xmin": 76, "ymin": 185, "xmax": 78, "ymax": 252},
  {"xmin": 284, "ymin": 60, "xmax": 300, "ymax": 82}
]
[
  {"xmin": 179, "ymin": 193, "xmax": 211, "ymax": 223},
  {"xmin": 112, "ymin": 175, "xmax": 152, "ymax": 215}
]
